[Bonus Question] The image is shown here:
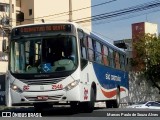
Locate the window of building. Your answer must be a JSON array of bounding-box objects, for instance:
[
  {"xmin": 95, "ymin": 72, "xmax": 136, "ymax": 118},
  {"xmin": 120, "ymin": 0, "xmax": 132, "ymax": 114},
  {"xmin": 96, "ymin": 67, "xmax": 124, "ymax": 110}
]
[
  {"xmin": 0, "ymin": 4, "xmax": 5, "ymax": 11},
  {"xmin": 16, "ymin": 0, "xmax": 21, "ymax": 7},
  {"xmin": 12, "ymin": 4, "xmax": 14, "ymax": 13},
  {"xmin": 0, "ymin": 3, "xmax": 9, "ymax": 12},
  {"xmin": 29, "ymin": 9, "xmax": 32, "ymax": 16}
]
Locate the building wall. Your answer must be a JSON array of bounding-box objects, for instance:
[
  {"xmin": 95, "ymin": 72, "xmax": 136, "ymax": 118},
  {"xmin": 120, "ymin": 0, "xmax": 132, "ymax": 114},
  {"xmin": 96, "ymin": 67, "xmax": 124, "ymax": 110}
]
[
  {"xmin": 145, "ymin": 22, "xmax": 158, "ymax": 36},
  {"xmin": 0, "ymin": 0, "xmax": 10, "ymax": 73},
  {"xmin": 21, "ymin": 0, "xmax": 91, "ymax": 29},
  {"xmin": 72, "ymin": 0, "xmax": 91, "ymax": 29},
  {"xmin": 132, "ymin": 22, "xmax": 158, "ymax": 40},
  {"xmin": 34, "ymin": 0, "xmax": 69, "ymax": 23},
  {"xmin": 0, "ymin": 61, "xmax": 8, "ymax": 73},
  {"xmin": 20, "ymin": 0, "xmax": 34, "ymax": 25}
]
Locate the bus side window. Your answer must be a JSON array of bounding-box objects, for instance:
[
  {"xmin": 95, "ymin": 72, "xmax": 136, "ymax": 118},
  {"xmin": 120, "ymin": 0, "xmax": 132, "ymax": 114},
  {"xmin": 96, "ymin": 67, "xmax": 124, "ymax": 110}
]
[
  {"xmin": 79, "ymin": 32, "xmax": 88, "ymax": 69},
  {"xmin": 115, "ymin": 52, "xmax": 120, "ymax": 69},
  {"xmin": 120, "ymin": 54, "xmax": 125, "ymax": 70},
  {"xmin": 80, "ymin": 36, "xmax": 87, "ymax": 59},
  {"xmin": 102, "ymin": 45, "xmax": 109, "ymax": 66},
  {"xmin": 109, "ymin": 48, "xmax": 114, "ymax": 68},
  {"xmin": 94, "ymin": 41, "xmax": 102, "ymax": 64},
  {"xmin": 87, "ymin": 37, "xmax": 94, "ymax": 61}
]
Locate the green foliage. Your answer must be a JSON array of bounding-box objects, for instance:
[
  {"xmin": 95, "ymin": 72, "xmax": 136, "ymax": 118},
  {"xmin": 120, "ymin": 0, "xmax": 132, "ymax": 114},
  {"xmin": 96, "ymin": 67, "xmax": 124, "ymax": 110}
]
[{"xmin": 133, "ymin": 33, "xmax": 160, "ymax": 90}]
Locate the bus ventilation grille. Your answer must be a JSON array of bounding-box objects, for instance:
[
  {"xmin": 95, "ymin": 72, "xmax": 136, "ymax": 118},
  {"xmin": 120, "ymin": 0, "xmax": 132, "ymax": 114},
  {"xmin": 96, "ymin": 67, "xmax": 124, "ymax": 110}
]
[{"xmin": 20, "ymin": 77, "xmax": 66, "ymax": 85}]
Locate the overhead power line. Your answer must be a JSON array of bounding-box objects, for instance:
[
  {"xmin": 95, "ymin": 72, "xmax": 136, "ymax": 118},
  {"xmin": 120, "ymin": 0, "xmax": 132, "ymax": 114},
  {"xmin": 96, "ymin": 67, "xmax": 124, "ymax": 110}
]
[
  {"xmin": 74, "ymin": 0, "xmax": 160, "ymax": 23},
  {"xmin": 22, "ymin": 0, "xmax": 118, "ymax": 21}
]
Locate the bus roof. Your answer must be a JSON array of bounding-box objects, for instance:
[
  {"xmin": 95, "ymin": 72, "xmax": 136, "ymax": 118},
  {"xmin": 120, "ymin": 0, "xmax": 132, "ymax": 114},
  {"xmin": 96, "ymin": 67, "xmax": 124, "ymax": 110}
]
[
  {"xmin": 89, "ymin": 32, "xmax": 126, "ymax": 54},
  {"xmin": 12, "ymin": 22, "xmax": 78, "ymax": 28},
  {"xmin": 12, "ymin": 22, "xmax": 126, "ymax": 54}
]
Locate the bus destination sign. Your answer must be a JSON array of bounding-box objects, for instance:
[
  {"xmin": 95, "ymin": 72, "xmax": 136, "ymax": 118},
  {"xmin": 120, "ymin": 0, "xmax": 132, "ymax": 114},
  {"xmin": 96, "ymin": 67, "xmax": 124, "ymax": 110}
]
[{"xmin": 13, "ymin": 24, "xmax": 72, "ymax": 35}]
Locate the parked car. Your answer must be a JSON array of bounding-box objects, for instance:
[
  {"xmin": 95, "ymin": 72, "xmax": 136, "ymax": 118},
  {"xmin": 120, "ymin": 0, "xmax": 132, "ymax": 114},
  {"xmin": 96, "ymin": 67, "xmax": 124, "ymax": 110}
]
[{"xmin": 126, "ymin": 101, "xmax": 160, "ymax": 109}]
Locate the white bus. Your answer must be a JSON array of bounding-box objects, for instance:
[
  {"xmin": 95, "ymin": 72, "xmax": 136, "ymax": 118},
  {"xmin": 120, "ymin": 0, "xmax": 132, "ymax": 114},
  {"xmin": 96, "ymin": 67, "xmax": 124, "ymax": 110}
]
[{"xmin": 3, "ymin": 22, "xmax": 128, "ymax": 112}]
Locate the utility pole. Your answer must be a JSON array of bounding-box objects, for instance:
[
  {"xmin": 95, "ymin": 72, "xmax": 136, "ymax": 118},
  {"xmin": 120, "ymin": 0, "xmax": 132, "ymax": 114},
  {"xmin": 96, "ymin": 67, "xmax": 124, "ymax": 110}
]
[
  {"xmin": 9, "ymin": 0, "xmax": 12, "ymax": 27},
  {"xmin": 69, "ymin": 0, "xmax": 72, "ymax": 22}
]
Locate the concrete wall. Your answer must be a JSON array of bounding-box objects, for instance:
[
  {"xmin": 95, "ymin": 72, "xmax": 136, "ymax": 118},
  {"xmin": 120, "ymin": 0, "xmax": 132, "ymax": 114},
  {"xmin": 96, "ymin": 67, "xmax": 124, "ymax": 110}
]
[{"xmin": 128, "ymin": 72, "xmax": 160, "ymax": 104}]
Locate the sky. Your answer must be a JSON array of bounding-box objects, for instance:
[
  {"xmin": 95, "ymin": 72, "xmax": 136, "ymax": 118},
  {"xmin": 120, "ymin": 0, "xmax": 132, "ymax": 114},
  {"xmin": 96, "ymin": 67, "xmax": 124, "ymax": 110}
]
[{"xmin": 91, "ymin": 0, "xmax": 160, "ymax": 43}]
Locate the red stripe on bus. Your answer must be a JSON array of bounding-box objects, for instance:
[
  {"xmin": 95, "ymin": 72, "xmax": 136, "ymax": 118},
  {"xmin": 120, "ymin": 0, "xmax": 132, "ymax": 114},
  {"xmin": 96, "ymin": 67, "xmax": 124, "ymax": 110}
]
[{"xmin": 101, "ymin": 88, "xmax": 126, "ymax": 98}]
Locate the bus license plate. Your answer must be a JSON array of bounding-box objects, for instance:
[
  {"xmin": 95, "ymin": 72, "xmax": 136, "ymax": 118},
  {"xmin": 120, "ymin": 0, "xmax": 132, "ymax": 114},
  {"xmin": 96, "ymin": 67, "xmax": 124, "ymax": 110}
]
[{"xmin": 37, "ymin": 96, "xmax": 48, "ymax": 100}]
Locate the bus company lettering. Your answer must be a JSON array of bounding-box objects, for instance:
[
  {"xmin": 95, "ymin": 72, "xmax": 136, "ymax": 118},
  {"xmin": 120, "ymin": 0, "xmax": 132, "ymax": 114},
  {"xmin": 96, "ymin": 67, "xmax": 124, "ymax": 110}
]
[
  {"xmin": 105, "ymin": 73, "xmax": 121, "ymax": 81},
  {"xmin": 20, "ymin": 25, "xmax": 66, "ymax": 33}
]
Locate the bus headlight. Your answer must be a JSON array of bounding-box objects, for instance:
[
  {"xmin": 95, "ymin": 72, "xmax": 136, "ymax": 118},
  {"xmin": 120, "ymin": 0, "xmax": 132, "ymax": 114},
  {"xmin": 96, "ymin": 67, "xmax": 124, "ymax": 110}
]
[
  {"xmin": 64, "ymin": 80, "xmax": 79, "ymax": 91},
  {"xmin": 11, "ymin": 84, "xmax": 23, "ymax": 93}
]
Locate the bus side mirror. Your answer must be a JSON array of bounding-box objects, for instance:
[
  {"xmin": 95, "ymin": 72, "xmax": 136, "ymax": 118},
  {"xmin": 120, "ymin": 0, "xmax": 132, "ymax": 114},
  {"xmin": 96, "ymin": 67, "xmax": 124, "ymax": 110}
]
[{"xmin": 2, "ymin": 39, "xmax": 8, "ymax": 52}]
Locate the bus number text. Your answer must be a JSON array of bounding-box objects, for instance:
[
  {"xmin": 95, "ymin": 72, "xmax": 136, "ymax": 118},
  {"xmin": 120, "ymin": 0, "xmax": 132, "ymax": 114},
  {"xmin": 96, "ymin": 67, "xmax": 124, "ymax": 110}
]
[{"xmin": 52, "ymin": 84, "xmax": 63, "ymax": 90}]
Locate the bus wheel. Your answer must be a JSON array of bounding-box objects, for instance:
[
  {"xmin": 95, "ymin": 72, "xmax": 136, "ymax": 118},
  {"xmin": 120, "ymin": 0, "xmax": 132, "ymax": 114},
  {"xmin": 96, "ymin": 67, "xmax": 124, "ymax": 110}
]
[
  {"xmin": 70, "ymin": 102, "xmax": 79, "ymax": 112},
  {"xmin": 81, "ymin": 87, "xmax": 95, "ymax": 113},
  {"xmin": 106, "ymin": 88, "xmax": 120, "ymax": 108},
  {"xmin": 106, "ymin": 101, "xmax": 113, "ymax": 108},
  {"xmin": 113, "ymin": 88, "xmax": 120, "ymax": 108}
]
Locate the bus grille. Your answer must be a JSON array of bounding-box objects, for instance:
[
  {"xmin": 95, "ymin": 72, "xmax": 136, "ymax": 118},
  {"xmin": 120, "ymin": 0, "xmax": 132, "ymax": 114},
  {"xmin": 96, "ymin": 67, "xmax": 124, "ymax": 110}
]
[{"xmin": 20, "ymin": 77, "xmax": 66, "ymax": 85}]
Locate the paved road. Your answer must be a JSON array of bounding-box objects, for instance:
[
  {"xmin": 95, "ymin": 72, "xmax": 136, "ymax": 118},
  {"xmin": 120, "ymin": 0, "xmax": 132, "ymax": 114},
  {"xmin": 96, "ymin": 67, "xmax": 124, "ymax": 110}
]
[{"xmin": 0, "ymin": 106, "xmax": 160, "ymax": 120}]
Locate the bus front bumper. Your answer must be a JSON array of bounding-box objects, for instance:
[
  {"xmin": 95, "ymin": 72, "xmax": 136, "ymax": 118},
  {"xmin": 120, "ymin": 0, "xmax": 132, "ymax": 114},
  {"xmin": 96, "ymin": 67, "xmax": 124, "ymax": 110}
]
[{"xmin": 11, "ymin": 89, "xmax": 67, "ymax": 104}]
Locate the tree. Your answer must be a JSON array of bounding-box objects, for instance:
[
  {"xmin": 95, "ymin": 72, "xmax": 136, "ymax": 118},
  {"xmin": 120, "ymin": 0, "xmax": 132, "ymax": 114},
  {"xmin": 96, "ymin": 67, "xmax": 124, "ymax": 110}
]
[{"xmin": 132, "ymin": 33, "xmax": 160, "ymax": 92}]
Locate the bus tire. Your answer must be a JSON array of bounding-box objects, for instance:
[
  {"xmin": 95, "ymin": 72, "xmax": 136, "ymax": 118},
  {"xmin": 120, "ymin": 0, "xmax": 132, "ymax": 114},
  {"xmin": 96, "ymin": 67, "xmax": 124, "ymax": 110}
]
[
  {"xmin": 70, "ymin": 102, "xmax": 79, "ymax": 112},
  {"xmin": 113, "ymin": 88, "xmax": 120, "ymax": 108},
  {"xmin": 34, "ymin": 104, "xmax": 43, "ymax": 112},
  {"xmin": 106, "ymin": 88, "xmax": 120, "ymax": 108},
  {"xmin": 106, "ymin": 101, "xmax": 113, "ymax": 108},
  {"xmin": 81, "ymin": 87, "xmax": 95, "ymax": 113}
]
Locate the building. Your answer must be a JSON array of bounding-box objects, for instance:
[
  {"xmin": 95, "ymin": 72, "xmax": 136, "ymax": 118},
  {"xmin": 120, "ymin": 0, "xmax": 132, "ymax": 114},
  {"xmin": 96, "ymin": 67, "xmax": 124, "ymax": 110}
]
[
  {"xmin": 0, "ymin": 0, "xmax": 10, "ymax": 73},
  {"xmin": 114, "ymin": 22, "xmax": 158, "ymax": 69},
  {"xmin": 0, "ymin": 0, "xmax": 91, "ymax": 73},
  {"xmin": 16, "ymin": 0, "xmax": 91, "ymax": 28},
  {"xmin": 132, "ymin": 22, "xmax": 158, "ymax": 58}
]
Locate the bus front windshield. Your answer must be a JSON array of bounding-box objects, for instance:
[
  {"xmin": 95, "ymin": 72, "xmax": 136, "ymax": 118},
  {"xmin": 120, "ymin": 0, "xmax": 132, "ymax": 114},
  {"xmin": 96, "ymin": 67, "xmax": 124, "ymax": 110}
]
[{"xmin": 10, "ymin": 35, "xmax": 78, "ymax": 74}]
